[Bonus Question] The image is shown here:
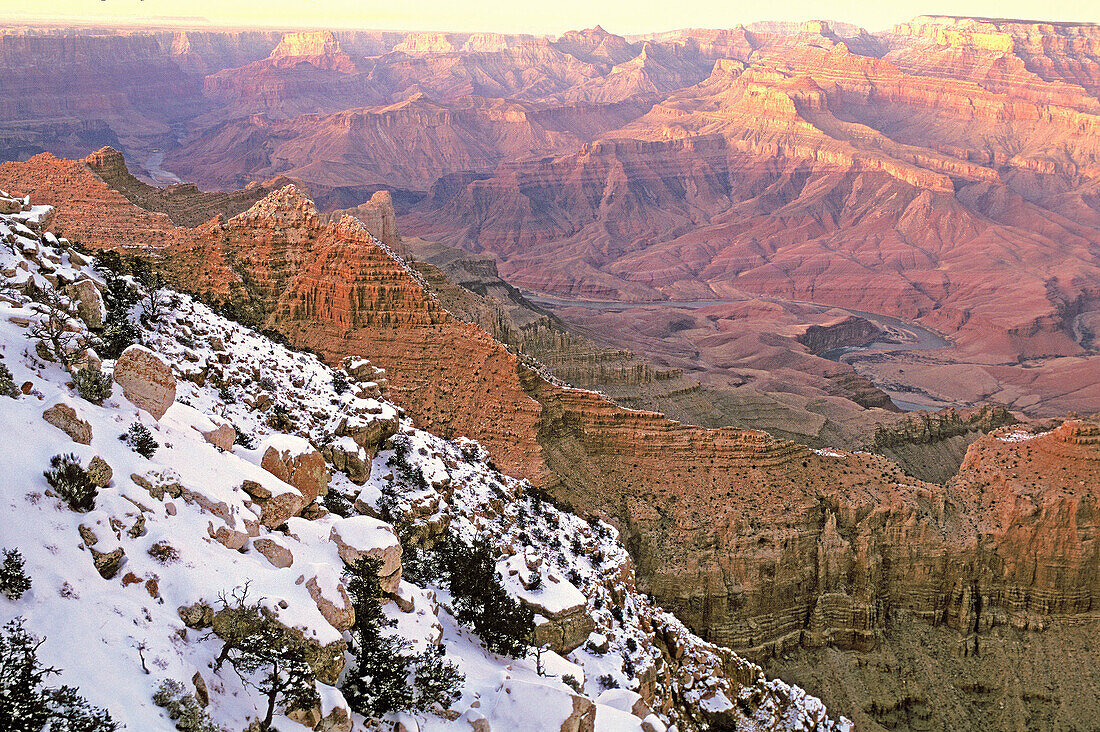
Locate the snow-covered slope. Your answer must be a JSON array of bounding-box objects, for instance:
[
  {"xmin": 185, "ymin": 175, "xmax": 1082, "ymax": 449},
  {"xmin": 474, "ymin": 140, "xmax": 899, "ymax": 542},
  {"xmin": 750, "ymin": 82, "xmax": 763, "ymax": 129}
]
[{"xmin": 0, "ymin": 189, "xmax": 850, "ymax": 732}]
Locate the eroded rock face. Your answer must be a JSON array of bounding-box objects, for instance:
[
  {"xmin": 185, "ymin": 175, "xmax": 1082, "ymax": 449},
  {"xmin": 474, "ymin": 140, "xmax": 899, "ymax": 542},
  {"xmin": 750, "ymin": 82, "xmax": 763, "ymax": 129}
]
[
  {"xmin": 113, "ymin": 345, "xmax": 176, "ymax": 420},
  {"xmin": 8, "ymin": 152, "xmax": 1100, "ymax": 678}
]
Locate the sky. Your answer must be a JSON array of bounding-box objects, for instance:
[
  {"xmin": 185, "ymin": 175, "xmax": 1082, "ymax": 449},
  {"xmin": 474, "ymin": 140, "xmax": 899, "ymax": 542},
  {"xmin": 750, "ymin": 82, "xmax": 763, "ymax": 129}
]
[{"xmin": 3, "ymin": 0, "xmax": 1097, "ymax": 35}]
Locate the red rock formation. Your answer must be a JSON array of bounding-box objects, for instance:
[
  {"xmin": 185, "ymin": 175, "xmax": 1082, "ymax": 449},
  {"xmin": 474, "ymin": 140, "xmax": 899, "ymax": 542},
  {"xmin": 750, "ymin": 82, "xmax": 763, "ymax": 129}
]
[{"xmin": 6, "ymin": 162, "xmax": 1097, "ymax": 669}]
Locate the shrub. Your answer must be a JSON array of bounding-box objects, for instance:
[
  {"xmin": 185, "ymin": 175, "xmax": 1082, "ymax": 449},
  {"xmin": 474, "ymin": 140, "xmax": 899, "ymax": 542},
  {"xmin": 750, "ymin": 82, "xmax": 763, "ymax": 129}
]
[
  {"xmin": 92, "ymin": 250, "xmax": 126, "ymax": 276},
  {"xmin": 125, "ymin": 422, "xmax": 159, "ymax": 458},
  {"xmin": 232, "ymin": 426, "xmax": 255, "ymax": 450},
  {"xmin": 332, "ymin": 371, "xmax": 348, "ymax": 395},
  {"xmin": 266, "ymin": 403, "xmax": 296, "ymax": 432},
  {"xmin": 598, "ymin": 674, "xmax": 620, "ymax": 690},
  {"xmin": 152, "ymin": 679, "xmax": 224, "ymax": 732},
  {"xmin": 0, "ymin": 549, "xmax": 31, "ymax": 600},
  {"xmin": 43, "ymin": 454, "xmax": 96, "ymax": 512},
  {"xmin": 413, "ymin": 645, "xmax": 463, "ymax": 711},
  {"xmin": 321, "ymin": 490, "xmax": 354, "ymax": 518},
  {"xmin": 0, "ymin": 618, "xmax": 119, "ymax": 731},
  {"xmin": 147, "ymin": 541, "xmax": 179, "ymax": 564},
  {"xmin": 0, "ymin": 362, "xmax": 15, "ymax": 397},
  {"xmin": 73, "ymin": 366, "xmax": 112, "ymax": 404}
]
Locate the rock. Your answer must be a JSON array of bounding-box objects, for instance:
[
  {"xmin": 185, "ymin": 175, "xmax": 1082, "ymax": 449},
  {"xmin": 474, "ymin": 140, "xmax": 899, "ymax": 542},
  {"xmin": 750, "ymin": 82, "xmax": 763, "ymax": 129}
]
[
  {"xmin": 240, "ymin": 479, "xmax": 271, "ymax": 500},
  {"xmin": 64, "ymin": 279, "xmax": 106, "ymax": 330},
  {"xmin": 112, "ymin": 345, "xmax": 176, "ymax": 419},
  {"xmin": 561, "ymin": 695, "xmax": 596, "ymax": 732},
  {"xmin": 178, "ymin": 602, "xmax": 214, "ymax": 628},
  {"xmin": 90, "ymin": 546, "xmax": 124, "ymax": 579},
  {"xmin": 77, "ymin": 523, "xmax": 100, "ymax": 548},
  {"xmin": 256, "ymin": 489, "xmax": 305, "ymax": 530},
  {"xmin": 253, "ymin": 537, "xmax": 294, "ymax": 568},
  {"xmin": 210, "ymin": 523, "xmax": 248, "ymax": 550},
  {"xmin": 191, "ymin": 672, "xmax": 209, "ymax": 707},
  {"xmin": 317, "ymin": 705, "xmax": 353, "ymax": 732},
  {"xmin": 86, "ymin": 456, "xmax": 112, "ymax": 487},
  {"xmin": 201, "ymin": 423, "xmax": 236, "ymax": 451},
  {"xmin": 211, "ymin": 604, "xmax": 346, "ymax": 684},
  {"xmin": 329, "ymin": 516, "xmax": 402, "ymax": 593},
  {"xmin": 261, "ymin": 435, "xmax": 330, "ymax": 503},
  {"xmin": 306, "ymin": 572, "xmax": 355, "ymax": 632},
  {"xmin": 287, "ymin": 705, "xmax": 322, "ymax": 729},
  {"xmin": 132, "ymin": 470, "xmax": 183, "ymax": 500},
  {"xmin": 42, "ymin": 402, "xmax": 92, "ymax": 444},
  {"xmin": 320, "ymin": 438, "xmax": 371, "ymax": 485}
]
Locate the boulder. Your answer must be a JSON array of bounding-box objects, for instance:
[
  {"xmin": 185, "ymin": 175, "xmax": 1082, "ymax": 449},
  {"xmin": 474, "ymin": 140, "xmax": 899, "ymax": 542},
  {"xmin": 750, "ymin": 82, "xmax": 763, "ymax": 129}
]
[
  {"xmin": 261, "ymin": 435, "xmax": 330, "ymax": 503},
  {"xmin": 329, "ymin": 516, "xmax": 402, "ymax": 593},
  {"xmin": 90, "ymin": 546, "xmax": 124, "ymax": 579},
  {"xmin": 201, "ymin": 423, "xmax": 236, "ymax": 451},
  {"xmin": 86, "ymin": 456, "xmax": 112, "ymax": 487},
  {"xmin": 113, "ymin": 345, "xmax": 175, "ymax": 419},
  {"xmin": 42, "ymin": 402, "xmax": 92, "ymax": 444},
  {"xmin": 253, "ymin": 537, "xmax": 294, "ymax": 568},
  {"xmin": 306, "ymin": 569, "xmax": 355, "ymax": 632},
  {"xmin": 64, "ymin": 279, "xmax": 106, "ymax": 330},
  {"xmin": 561, "ymin": 695, "xmax": 596, "ymax": 732},
  {"xmin": 241, "ymin": 479, "xmax": 304, "ymax": 529},
  {"xmin": 210, "ymin": 523, "xmax": 248, "ymax": 551},
  {"xmin": 320, "ymin": 437, "xmax": 371, "ymax": 484},
  {"xmin": 178, "ymin": 601, "xmax": 214, "ymax": 628},
  {"xmin": 211, "ymin": 604, "xmax": 345, "ymax": 684},
  {"xmin": 317, "ymin": 705, "xmax": 353, "ymax": 732}
]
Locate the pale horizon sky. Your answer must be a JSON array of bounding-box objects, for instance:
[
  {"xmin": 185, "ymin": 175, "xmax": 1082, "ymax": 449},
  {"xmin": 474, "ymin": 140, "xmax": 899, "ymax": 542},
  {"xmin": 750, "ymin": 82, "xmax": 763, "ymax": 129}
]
[{"xmin": 2, "ymin": 0, "xmax": 1097, "ymax": 36}]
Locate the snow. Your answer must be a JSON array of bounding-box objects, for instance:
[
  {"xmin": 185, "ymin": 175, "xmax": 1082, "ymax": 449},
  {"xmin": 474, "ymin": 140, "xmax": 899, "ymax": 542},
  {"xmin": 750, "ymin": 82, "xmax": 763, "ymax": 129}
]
[
  {"xmin": 998, "ymin": 428, "xmax": 1043, "ymax": 443},
  {"xmin": 329, "ymin": 515, "xmax": 400, "ymax": 553}
]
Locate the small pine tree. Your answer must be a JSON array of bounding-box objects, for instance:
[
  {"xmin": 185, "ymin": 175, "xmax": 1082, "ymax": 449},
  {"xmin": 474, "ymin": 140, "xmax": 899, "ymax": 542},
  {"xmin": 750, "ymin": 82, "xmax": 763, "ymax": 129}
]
[
  {"xmin": 233, "ymin": 426, "xmax": 255, "ymax": 450},
  {"xmin": 43, "ymin": 454, "xmax": 97, "ymax": 512},
  {"xmin": 29, "ymin": 289, "xmax": 83, "ymax": 367},
  {"xmin": 266, "ymin": 403, "xmax": 296, "ymax": 432},
  {"xmin": 125, "ymin": 422, "xmax": 159, "ymax": 459},
  {"xmin": 444, "ymin": 537, "xmax": 534, "ymax": 658},
  {"xmin": 341, "ymin": 557, "xmax": 415, "ymax": 718},
  {"xmin": 332, "ymin": 371, "xmax": 348, "ymax": 395},
  {"xmin": 0, "ymin": 618, "xmax": 119, "ymax": 732},
  {"xmin": 0, "ymin": 549, "xmax": 31, "ymax": 600},
  {"xmin": 412, "ymin": 645, "xmax": 463, "ymax": 711},
  {"xmin": 98, "ymin": 309, "xmax": 139, "ymax": 360},
  {"xmin": 0, "ymin": 362, "xmax": 15, "ymax": 397},
  {"xmin": 73, "ymin": 366, "xmax": 112, "ymax": 404}
]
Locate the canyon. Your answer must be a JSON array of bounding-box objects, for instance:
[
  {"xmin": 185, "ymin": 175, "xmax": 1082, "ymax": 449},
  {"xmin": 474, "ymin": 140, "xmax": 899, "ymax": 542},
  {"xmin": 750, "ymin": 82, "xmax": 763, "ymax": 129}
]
[
  {"xmin": 3, "ymin": 14, "xmax": 1100, "ymax": 731},
  {"xmin": 2, "ymin": 148, "xmax": 1099, "ymax": 730}
]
